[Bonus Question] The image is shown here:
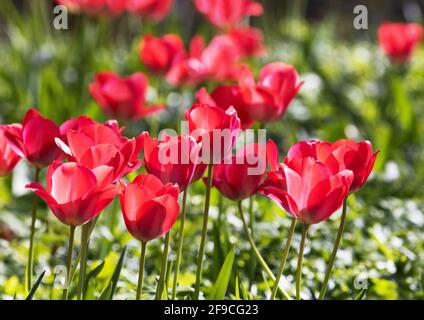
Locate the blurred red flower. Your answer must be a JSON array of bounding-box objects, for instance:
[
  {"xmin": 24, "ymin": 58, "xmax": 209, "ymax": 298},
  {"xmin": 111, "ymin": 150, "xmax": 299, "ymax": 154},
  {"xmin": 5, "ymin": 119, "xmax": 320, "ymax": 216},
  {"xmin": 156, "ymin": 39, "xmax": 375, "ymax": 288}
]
[
  {"xmin": 89, "ymin": 72, "xmax": 164, "ymax": 121},
  {"xmin": 56, "ymin": 0, "xmax": 126, "ymax": 16},
  {"xmin": 0, "ymin": 125, "xmax": 22, "ymax": 176},
  {"xmin": 194, "ymin": 0, "xmax": 263, "ymax": 28},
  {"xmin": 126, "ymin": 0, "xmax": 173, "ymax": 21},
  {"xmin": 139, "ymin": 34, "xmax": 185, "ymax": 74},
  {"xmin": 120, "ymin": 173, "xmax": 180, "ymax": 242},
  {"xmin": 378, "ymin": 23, "xmax": 424, "ymax": 63}
]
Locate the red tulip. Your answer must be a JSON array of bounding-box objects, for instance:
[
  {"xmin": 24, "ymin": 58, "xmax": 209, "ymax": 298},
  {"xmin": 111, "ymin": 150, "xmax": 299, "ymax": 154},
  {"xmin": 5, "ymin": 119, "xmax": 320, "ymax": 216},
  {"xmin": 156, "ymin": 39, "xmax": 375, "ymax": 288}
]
[
  {"xmin": 126, "ymin": 0, "xmax": 173, "ymax": 21},
  {"xmin": 56, "ymin": 0, "xmax": 126, "ymax": 16},
  {"xmin": 56, "ymin": 122, "xmax": 143, "ymax": 181},
  {"xmin": 185, "ymin": 103, "xmax": 241, "ymax": 163},
  {"xmin": 228, "ymin": 27, "xmax": 265, "ymax": 57},
  {"xmin": 210, "ymin": 140, "xmax": 278, "ymax": 201},
  {"xmin": 166, "ymin": 35, "xmax": 243, "ymax": 86},
  {"xmin": 378, "ymin": 23, "xmax": 424, "ymax": 63},
  {"xmin": 142, "ymin": 132, "xmax": 201, "ymax": 191},
  {"xmin": 89, "ymin": 72, "xmax": 164, "ymax": 121},
  {"xmin": 259, "ymin": 156, "xmax": 353, "ymax": 225},
  {"xmin": 139, "ymin": 34, "xmax": 185, "ymax": 73},
  {"xmin": 194, "ymin": 0, "xmax": 263, "ymax": 28},
  {"xmin": 285, "ymin": 139, "xmax": 378, "ymax": 193},
  {"xmin": 239, "ymin": 63, "xmax": 303, "ymax": 123},
  {"xmin": 120, "ymin": 173, "xmax": 180, "ymax": 242},
  {"xmin": 0, "ymin": 125, "xmax": 22, "ymax": 176},
  {"xmin": 3, "ymin": 108, "xmax": 63, "ymax": 168},
  {"xmin": 26, "ymin": 161, "xmax": 117, "ymax": 226},
  {"xmin": 196, "ymin": 86, "xmax": 253, "ymax": 129}
]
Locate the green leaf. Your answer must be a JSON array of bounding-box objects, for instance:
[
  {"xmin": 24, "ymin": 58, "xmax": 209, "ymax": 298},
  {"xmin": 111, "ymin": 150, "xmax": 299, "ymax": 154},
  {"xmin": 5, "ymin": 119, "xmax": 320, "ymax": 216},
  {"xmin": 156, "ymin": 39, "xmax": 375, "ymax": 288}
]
[
  {"xmin": 25, "ymin": 270, "xmax": 46, "ymax": 300},
  {"xmin": 208, "ymin": 247, "xmax": 235, "ymax": 300},
  {"xmin": 98, "ymin": 282, "xmax": 113, "ymax": 300},
  {"xmin": 108, "ymin": 246, "xmax": 127, "ymax": 300},
  {"xmin": 83, "ymin": 261, "xmax": 105, "ymax": 299},
  {"xmin": 234, "ymin": 276, "xmax": 240, "ymax": 300},
  {"xmin": 354, "ymin": 288, "xmax": 367, "ymax": 300},
  {"xmin": 240, "ymin": 281, "xmax": 250, "ymax": 300}
]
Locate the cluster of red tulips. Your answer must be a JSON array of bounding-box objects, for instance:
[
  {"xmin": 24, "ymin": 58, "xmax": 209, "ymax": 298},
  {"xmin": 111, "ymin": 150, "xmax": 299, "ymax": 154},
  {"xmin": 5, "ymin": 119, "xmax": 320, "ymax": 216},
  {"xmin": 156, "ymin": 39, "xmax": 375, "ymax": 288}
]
[{"xmin": 0, "ymin": 0, "xmax": 423, "ymax": 300}]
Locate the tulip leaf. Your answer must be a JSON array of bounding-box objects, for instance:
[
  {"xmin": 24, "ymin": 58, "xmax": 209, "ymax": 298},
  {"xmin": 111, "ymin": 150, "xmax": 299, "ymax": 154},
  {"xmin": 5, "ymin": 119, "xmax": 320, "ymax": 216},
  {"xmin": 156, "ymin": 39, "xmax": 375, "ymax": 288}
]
[
  {"xmin": 354, "ymin": 288, "xmax": 367, "ymax": 300},
  {"xmin": 208, "ymin": 247, "xmax": 235, "ymax": 300},
  {"xmin": 25, "ymin": 270, "xmax": 46, "ymax": 300},
  {"xmin": 83, "ymin": 261, "xmax": 105, "ymax": 299},
  {"xmin": 234, "ymin": 276, "xmax": 240, "ymax": 300},
  {"xmin": 240, "ymin": 281, "xmax": 250, "ymax": 300},
  {"xmin": 108, "ymin": 246, "xmax": 127, "ymax": 300},
  {"xmin": 98, "ymin": 282, "xmax": 113, "ymax": 300}
]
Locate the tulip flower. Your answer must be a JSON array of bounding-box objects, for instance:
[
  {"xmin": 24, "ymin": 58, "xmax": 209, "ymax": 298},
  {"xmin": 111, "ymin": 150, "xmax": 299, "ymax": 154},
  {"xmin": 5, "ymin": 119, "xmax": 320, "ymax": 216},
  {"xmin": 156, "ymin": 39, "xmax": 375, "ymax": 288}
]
[
  {"xmin": 26, "ymin": 160, "xmax": 117, "ymax": 299},
  {"xmin": 185, "ymin": 103, "xmax": 241, "ymax": 298},
  {"xmin": 126, "ymin": 0, "xmax": 173, "ymax": 21},
  {"xmin": 120, "ymin": 173, "xmax": 180, "ymax": 299},
  {"xmin": 260, "ymin": 157, "xmax": 353, "ymax": 225},
  {"xmin": 210, "ymin": 141, "xmax": 277, "ymax": 201},
  {"xmin": 185, "ymin": 103, "xmax": 241, "ymax": 163},
  {"xmin": 0, "ymin": 125, "xmax": 22, "ymax": 177},
  {"xmin": 194, "ymin": 0, "xmax": 263, "ymax": 28},
  {"xmin": 285, "ymin": 139, "xmax": 378, "ymax": 193},
  {"xmin": 260, "ymin": 154, "xmax": 353, "ymax": 299},
  {"xmin": 284, "ymin": 139, "xmax": 378, "ymax": 299},
  {"xmin": 378, "ymin": 23, "xmax": 424, "ymax": 63},
  {"xmin": 56, "ymin": 121, "xmax": 143, "ymax": 182},
  {"xmin": 166, "ymin": 35, "xmax": 243, "ymax": 86},
  {"xmin": 89, "ymin": 72, "xmax": 164, "ymax": 121},
  {"xmin": 3, "ymin": 108, "xmax": 63, "ymax": 168},
  {"xmin": 196, "ymin": 86, "xmax": 253, "ymax": 129},
  {"xmin": 228, "ymin": 27, "xmax": 266, "ymax": 57},
  {"xmin": 140, "ymin": 34, "xmax": 185, "ymax": 74},
  {"xmin": 2, "ymin": 108, "xmax": 64, "ymax": 290},
  {"xmin": 26, "ymin": 161, "xmax": 117, "ymax": 226},
  {"xmin": 239, "ymin": 63, "xmax": 304, "ymax": 123},
  {"xmin": 143, "ymin": 132, "xmax": 200, "ymax": 191},
  {"xmin": 56, "ymin": 0, "xmax": 126, "ymax": 16}
]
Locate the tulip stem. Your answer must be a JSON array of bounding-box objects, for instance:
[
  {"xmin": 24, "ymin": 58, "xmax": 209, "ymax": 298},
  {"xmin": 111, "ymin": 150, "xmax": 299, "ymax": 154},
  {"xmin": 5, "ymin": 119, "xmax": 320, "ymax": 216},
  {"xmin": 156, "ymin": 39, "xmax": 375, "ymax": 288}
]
[
  {"xmin": 270, "ymin": 217, "xmax": 297, "ymax": 300},
  {"xmin": 136, "ymin": 241, "xmax": 147, "ymax": 300},
  {"xmin": 319, "ymin": 197, "xmax": 348, "ymax": 300},
  {"xmin": 194, "ymin": 163, "xmax": 213, "ymax": 299},
  {"xmin": 172, "ymin": 188, "xmax": 188, "ymax": 300},
  {"xmin": 248, "ymin": 196, "xmax": 256, "ymax": 288},
  {"xmin": 77, "ymin": 222, "xmax": 90, "ymax": 300},
  {"xmin": 295, "ymin": 224, "xmax": 309, "ymax": 300},
  {"xmin": 156, "ymin": 231, "xmax": 171, "ymax": 300},
  {"xmin": 237, "ymin": 200, "xmax": 290, "ymax": 300},
  {"xmin": 62, "ymin": 225, "xmax": 75, "ymax": 300},
  {"xmin": 26, "ymin": 167, "xmax": 40, "ymax": 292}
]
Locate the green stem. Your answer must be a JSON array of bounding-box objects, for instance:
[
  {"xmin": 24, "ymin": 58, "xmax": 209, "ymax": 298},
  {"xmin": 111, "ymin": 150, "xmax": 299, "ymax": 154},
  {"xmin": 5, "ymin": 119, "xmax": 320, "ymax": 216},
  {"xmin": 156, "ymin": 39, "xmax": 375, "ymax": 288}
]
[
  {"xmin": 136, "ymin": 241, "xmax": 147, "ymax": 300},
  {"xmin": 295, "ymin": 224, "xmax": 309, "ymax": 300},
  {"xmin": 171, "ymin": 188, "xmax": 188, "ymax": 299},
  {"xmin": 319, "ymin": 197, "xmax": 348, "ymax": 300},
  {"xmin": 194, "ymin": 163, "xmax": 213, "ymax": 299},
  {"xmin": 237, "ymin": 200, "xmax": 290, "ymax": 300},
  {"xmin": 77, "ymin": 222, "xmax": 90, "ymax": 300},
  {"xmin": 62, "ymin": 225, "xmax": 75, "ymax": 300},
  {"xmin": 26, "ymin": 167, "xmax": 40, "ymax": 292},
  {"xmin": 156, "ymin": 231, "xmax": 171, "ymax": 300},
  {"xmin": 270, "ymin": 217, "xmax": 297, "ymax": 300},
  {"xmin": 248, "ymin": 196, "xmax": 256, "ymax": 288}
]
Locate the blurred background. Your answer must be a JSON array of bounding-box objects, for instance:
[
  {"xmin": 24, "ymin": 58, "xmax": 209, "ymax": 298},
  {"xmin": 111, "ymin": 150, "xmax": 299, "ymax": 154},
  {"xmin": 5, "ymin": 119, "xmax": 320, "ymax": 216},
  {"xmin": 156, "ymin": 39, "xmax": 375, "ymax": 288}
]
[{"xmin": 0, "ymin": 0, "xmax": 424, "ymax": 300}]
